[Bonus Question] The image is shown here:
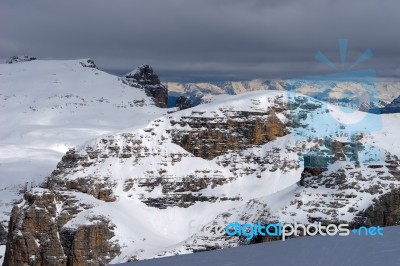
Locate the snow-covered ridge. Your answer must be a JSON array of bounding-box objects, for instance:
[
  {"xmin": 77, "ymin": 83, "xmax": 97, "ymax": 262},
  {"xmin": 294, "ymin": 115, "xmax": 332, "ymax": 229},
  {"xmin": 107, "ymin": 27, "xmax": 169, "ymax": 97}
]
[{"xmin": 0, "ymin": 58, "xmax": 166, "ymax": 260}]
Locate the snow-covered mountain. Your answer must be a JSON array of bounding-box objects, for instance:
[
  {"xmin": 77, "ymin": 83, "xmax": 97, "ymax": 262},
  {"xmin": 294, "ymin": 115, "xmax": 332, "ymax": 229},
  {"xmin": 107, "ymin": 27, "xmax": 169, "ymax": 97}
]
[
  {"xmin": 3, "ymin": 85, "xmax": 400, "ymax": 265},
  {"xmin": 380, "ymin": 95, "xmax": 400, "ymax": 113},
  {"xmin": 0, "ymin": 58, "xmax": 167, "ymax": 262}
]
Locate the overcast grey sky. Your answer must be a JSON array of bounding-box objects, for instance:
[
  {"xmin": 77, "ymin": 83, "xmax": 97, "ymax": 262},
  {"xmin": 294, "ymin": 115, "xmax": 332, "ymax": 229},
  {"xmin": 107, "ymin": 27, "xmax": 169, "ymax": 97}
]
[{"xmin": 1, "ymin": 0, "xmax": 399, "ymax": 82}]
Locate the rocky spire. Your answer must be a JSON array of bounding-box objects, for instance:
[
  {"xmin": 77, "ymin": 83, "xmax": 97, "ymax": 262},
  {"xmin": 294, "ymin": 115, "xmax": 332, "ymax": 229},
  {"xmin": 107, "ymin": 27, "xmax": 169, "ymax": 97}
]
[{"xmin": 124, "ymin": 64, "xmax": 168, "ymax": 108}]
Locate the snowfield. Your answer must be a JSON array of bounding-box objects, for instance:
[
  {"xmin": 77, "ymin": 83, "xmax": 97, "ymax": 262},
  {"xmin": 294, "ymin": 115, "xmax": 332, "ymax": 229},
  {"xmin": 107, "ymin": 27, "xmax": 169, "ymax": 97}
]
[
  {"xmin": 0, "ymin": 59, "xmax": 166, "ymax": 263},
  {"xmin": 118, "ymin": 225, "xmax": 400, "ymax": 266}
]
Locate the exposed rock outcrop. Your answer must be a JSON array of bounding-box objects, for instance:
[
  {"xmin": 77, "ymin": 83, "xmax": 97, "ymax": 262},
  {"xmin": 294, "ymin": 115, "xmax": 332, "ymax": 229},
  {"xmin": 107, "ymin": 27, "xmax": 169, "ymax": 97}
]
[
  {"xmin": 294, "ymin": 153, "xmax": 400, "ymax": 224},
  {"xmin": 123, "ymin": 64, "xmax": 168, "ymax": 108},
  {"xmin": 3, "ymin": 189, "xmax": 120, "ymax": 266},
  {"xmin": 79, "ymin": 59, "xmax": 97, "ymax": 69},
  {"xmin": 6, "ymin": 55, "xmax": 37, "ymax": 64},
  {"xmin": 353, "ymin": 188, "xmax": 400, "ymax": 227},
  {"xmin": 379, "ymin": 95, "xmax": 400, "ymax": 114},
  {"xmin": 44, "ymin": 136, "xmax": 235, "ymax": 209},
  {"xmin": 174, "ymin": 96, "xmax": 192, "ymax": 110},
  {"xmin": 62, "ymin": 222, "xmax": 119, "ymax": 266},
  {"xmin": 0, "ymin": 223, "xmax": 7, "ymax": 246},
  {"xmin": 300, "ymin": 138, "xmax": 363, "ymax": 184},
  {"xmin": 4, "ymin": 190, "xmax": 68, "ymax": 266},
  {"xmin": 171, "ymin": 110, "xmax": 288, "ymax": 160}
]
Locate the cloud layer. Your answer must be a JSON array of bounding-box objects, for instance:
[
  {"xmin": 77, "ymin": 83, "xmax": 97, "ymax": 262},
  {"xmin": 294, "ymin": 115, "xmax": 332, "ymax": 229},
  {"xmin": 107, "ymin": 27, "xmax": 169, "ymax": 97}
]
[{"xmin": 1, "ymin": 0, "xmax": 399, "ymax": 81}]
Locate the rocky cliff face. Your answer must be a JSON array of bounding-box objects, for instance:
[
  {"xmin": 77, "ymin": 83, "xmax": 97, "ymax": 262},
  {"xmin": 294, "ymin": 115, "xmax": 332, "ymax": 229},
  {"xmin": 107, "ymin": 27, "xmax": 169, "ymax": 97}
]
[
  {"xmin": 171, "ymin": 110, "xmax": 288, "ymax": 160},
  {"xmin": 123, "ymin": 64, "xmax": 168, "ymax": 108},
  {"xmin": 354, "ymin": 187, "xmax": 400, "ymax": 227},
  {"xmin": 3, "ymin": 189, "xmax": 119, "ymax": 266}
]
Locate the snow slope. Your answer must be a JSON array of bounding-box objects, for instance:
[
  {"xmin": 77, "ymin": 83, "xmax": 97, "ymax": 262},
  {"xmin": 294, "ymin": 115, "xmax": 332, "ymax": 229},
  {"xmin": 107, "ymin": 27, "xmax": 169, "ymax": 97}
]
[
  {"xmin": 0, "ymin": 59, "xmax": 165, "ymax": 258},
  {"xmin": 118, "ymin": 225, "xmax": 400, "ymax": 266}
]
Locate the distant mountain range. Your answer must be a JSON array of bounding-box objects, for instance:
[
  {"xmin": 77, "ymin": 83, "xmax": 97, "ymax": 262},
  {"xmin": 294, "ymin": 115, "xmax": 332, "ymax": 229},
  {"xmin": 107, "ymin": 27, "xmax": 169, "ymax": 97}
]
[{"xmin": 168, "ymin": 79, "xmax": 400, "ymax": 112}]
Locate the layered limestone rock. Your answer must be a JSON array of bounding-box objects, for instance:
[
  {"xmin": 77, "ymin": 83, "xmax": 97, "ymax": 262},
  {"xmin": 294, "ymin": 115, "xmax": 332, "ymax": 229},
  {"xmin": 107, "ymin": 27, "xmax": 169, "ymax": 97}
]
[
  {"xmin": 171, "ymin": 110, "xmax": 288, "ymax": 160},
  {"xmin": 3, "ymin": 189, "xmax": 119, "ymax": 266},
  {"xmin": 4, "ymin": 191, "xmax": 65, "ymax": 266},
  {"xmin": 62, "ymin": 222, "xmax": 119, "ymax": 266},
  {"xmin": 123, "ymin": 64, "xmax": 168, "ymax": 108},
  {"xmin": 44, "ymin": 134, "xmax": 236, "ymax": 209}
]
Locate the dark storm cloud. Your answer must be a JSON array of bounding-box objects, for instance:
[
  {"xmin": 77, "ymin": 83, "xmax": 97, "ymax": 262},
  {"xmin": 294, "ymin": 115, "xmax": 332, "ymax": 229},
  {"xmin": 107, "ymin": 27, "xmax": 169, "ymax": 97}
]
[{"xmin": 1, "ymin": 0, "xmax": 399, "ymax": 81}]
